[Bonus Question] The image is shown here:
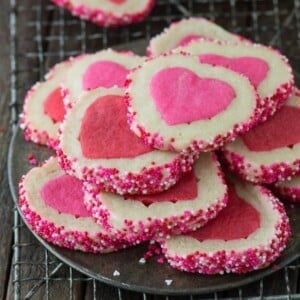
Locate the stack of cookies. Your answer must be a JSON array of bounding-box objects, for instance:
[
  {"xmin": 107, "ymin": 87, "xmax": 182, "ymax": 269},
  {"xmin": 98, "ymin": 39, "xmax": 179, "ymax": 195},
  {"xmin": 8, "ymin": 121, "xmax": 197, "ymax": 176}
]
[{"xmin": 19, "ymin": 17, "xmax": 298, "ymax": 275}]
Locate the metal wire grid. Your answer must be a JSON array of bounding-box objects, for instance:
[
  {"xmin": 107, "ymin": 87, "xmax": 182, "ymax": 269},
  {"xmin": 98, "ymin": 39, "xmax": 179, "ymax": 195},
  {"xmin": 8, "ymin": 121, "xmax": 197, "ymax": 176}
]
[{"xmin": 8, "ymin": 0, "xmax": 300, "ymax": 299}]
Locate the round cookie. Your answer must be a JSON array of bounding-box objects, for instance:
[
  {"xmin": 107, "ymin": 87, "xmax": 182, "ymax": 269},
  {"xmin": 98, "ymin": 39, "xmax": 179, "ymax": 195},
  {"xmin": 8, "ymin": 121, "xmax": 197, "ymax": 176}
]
[
  {"xmin": 20, "ymin": 60, "xmax": 71, "ymax": 148},
  {"xmin": 58, "ymin": 87, "xmax": 195, "ymax": 195},
  {"xmin": 222, "ymin": 89, "xmax": 300, "ymax": 184},
  {"xmin": 273, "ymin": 173, "xmax": 300, "ymax": 202},
  {"xmin": 18, "ymin": 157, "xmax": 132, "ymax": 253},
  {"xmin": 160, "ymin": 177, "xmax": 290, "ymax": 274},
  {"xmin": 147, "ymin": 17, "xmax": 246, "ymax": 57},
  {"xmin": 51, "ymin": 0, "xmax": 155, "ymax": 27},
  {"xmin": 126, "ymin": 53, "xmax": 260, "ymax": 152},
  {"xmin": 63, "ymin": 49, "xmax": 144, "ymax": 107},
  {"xmin": 83, "ymin": 153, "xmax": 228, "ymax": 244},
  {"xmin": 175, "ymin": 39, "xmax": 294, "ymax": 121}
]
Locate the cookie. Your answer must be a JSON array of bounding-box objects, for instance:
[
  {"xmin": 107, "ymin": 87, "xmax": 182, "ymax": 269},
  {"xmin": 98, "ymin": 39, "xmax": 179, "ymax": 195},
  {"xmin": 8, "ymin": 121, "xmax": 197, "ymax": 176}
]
[
  {"xmin": 175, "ymin": 39, "xmax": 294, "ymax": 121},
  {"xmin": 20, "ymin": 60, "xmax": 71, "ymax": 148},
  {"xmin": 83, "ymin": 153, "xmax": 228, "ymax": 244},
  {"xmin": 18, "ymin": 157, "xmax": 131, "ymax": 253},
  {"xmin": 63, "ymin": 49, "xmax": 144, "ymax": 107},
  {"xmin": 222, "ymin": 89, "xmax": 300, "ymax": 184},
  {"xmin": 273, "ymin": 173, "xmax": 300, "ymax": 202},
  {"xmin": 126, "ymin": 53, "xmax": 260, "ymax": 152},
  {"xmin": 57, "ymin": 87, "xmax": 195, "ymax": 195},
  {"xmin": 147, "ymin": 17, "xmax": 246, "ymax": 57},
  {"xmin": 51, "ymin": 0, "xmax": 155, "ymax": 27},
  {"xmin": 160, "ymin": 176, "xmax": 290, "ymax": 274}
]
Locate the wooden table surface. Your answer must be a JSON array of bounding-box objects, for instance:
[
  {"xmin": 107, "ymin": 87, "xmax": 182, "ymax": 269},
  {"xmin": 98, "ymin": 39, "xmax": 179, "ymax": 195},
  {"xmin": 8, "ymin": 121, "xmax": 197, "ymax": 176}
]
[
  {"xmin": 1, "ymin": 0, "xmax": 300, "ymax": 299},
  {"xmin": 0, "ymin": 0, "xmax": 14, "ymax": 298}
]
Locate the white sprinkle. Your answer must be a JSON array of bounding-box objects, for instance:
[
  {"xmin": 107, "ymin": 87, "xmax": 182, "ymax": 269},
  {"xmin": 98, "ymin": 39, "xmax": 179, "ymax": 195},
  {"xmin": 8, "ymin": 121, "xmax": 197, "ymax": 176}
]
[
  {"xmin": 139, "ymin": 258, "xmax": 146, "ymax": 264},
  {"xmin": 165, "ymin": 279, "xmax": 173, "ymax": 286},
  {"xmin": 113, "ymin": 270, "xmax": 120, "ymax": 277}
]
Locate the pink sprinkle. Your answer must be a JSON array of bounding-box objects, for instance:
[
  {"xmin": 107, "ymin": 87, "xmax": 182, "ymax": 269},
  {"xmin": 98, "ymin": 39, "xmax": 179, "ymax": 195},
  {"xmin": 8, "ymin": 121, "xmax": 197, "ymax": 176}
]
[
  {"xmin": 157, "ymin": 257, "xmax": 165, "ymax": 264},
  {"xmin": 27, "ymin": 153, "xmax": 38, "ymax": 165}
]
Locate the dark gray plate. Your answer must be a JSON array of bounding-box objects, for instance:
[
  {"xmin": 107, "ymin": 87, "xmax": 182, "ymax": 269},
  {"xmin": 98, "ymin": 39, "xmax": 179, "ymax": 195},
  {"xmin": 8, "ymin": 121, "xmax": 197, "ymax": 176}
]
[
  {"xmin": 7, "ymin": 40, "xmax": 300, "ymax": 295},
  {"xmin": 8, "ymin": 125, "xmax": 300, "ymax": 296}
]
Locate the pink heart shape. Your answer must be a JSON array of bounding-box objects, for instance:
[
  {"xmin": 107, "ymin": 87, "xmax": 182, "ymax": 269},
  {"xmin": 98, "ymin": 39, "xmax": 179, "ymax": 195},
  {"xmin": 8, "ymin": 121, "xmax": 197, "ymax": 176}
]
[
  {"xmin": 199, "ymin": 54, "xmax": 269, "ymax": 88},
  {"xmin": 80, "ymin": 95, "xmax": 153, "ymax": 159},
  {"xmin": 40, "ymin": 175, "xmax": 91, "ymax": 217},
  {"xmin": 43, "ymin": 88, "xmax": 66, "ymax": 123},
  {"xmin": 82, "ymin": 61, "xmax": 129, "ymax": 91},
  {"xmin": 189, "ymin": 186, "xmax": 260, "ymax": 241},
  {"xmin": 150, "ymin": 67, "xmax": 235, "ymax": 126},
  {"xmin": 130, "ymin": 170, "xmax": 198, "ymax": 206},
  {"xmin": 242, "ymin": 106, "xmax": 300, "ymax": 151}
]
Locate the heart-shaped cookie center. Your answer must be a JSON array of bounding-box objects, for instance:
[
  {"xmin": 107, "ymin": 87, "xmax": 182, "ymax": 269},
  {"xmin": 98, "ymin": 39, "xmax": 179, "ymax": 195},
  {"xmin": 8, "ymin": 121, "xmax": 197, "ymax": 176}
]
[
  {"xmin": 189, "ymin": 186, "xmax": 260, "ymax": 241},
  {"xmin": 242, "ymin": 106, "xmax": 300, "ymax": 151},
  {"xmin": 40, "ymin": 175, "xmax": 90, "ymax": 217},
  {"xmin": 82, "ymin": 61, "xmax": 129, "ymax": 91},
  {"xmin": 44, "ymin": 87, "xmax": 66, "ymax": 123},
  {"xmin": 150, "ymin": 67, "xmax": 235, "ymax": 125},
  {"xmin": 80, "ymin": 95, "xmax": 153, "ymax": 159},
  {"xmin": 199, "ymin": 54, "xmax": 269, "ymax": 88},
  {"xmin": 130, "ymin": 170, "xmax": 198, "ymax": 206}
]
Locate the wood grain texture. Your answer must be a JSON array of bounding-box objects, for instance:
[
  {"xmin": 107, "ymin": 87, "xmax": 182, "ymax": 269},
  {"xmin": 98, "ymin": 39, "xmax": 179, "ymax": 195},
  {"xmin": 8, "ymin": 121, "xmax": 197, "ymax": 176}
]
[
  {"xmin": 3, "ymin": 0, "xmax": 88, "ymax": 298},
  {"xmin": 0, "ymin": 0, "xmax": 14, "ymax": 298}
]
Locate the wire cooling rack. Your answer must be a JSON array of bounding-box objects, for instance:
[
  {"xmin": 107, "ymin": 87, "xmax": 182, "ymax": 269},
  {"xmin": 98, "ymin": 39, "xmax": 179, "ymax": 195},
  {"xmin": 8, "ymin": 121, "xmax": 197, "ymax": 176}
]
[{"xmin": 8, "ymin": 0, "xmax": 300, "ymax": 299}]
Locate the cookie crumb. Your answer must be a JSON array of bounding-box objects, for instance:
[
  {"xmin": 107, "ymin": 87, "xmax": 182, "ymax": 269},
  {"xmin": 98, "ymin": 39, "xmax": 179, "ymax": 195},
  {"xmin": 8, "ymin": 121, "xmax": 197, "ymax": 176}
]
[
  {"xmin": 27, "ymin": 153, "xmax": 38, "ymax": 165},
  {"xmin": 139, "ymin": 257, "xmax": 146, "ymax": 264},
  {"xmin": 165, "ymin": 279, "xmax": 173, "ymax": 286}
]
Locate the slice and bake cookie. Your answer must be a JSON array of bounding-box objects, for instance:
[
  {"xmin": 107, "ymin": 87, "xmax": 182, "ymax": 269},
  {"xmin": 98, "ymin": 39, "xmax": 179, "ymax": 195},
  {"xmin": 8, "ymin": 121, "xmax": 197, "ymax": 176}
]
[
  {"xmin": 83, "ymin": 153, "xmax": 228, "ymax": 244},
  {"xmin": 58, "ymin": 87, "xmax": 195, "ymax": 195},
  {"xmin": 63, "ymin": 49, "xmax": 144, "ymax": 107},
  {"xmin": 223, "ymin": 89, "xmax": 300, "ymax": 184},
  {"xmin": 126, "ymin": 53, "xmax": 260, "ymax": 152},
  {"xmin": 160, "ymin": 176, "xmax": 290, "ymax": 274},
  {"xmin": 273, "ymin": 174, "xmax": 300, "ymax": 202},
  {"xmin": 20, "ymin": 60, "xmax": 71, "ymax": 148},
  {"xmin": 19, "ymin": 157, "xmax": 131, "ymax": 253},
  {"xmin": 175, "ymin": 39, "xmax": 293, "ymax": 121},
  {"xmin": 51, "ymin": 0, "xmax": 155, "ymax": 27},
  {"xmin": 147, "ymin": 17, "xmax": 246, "ymax": 56}
]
